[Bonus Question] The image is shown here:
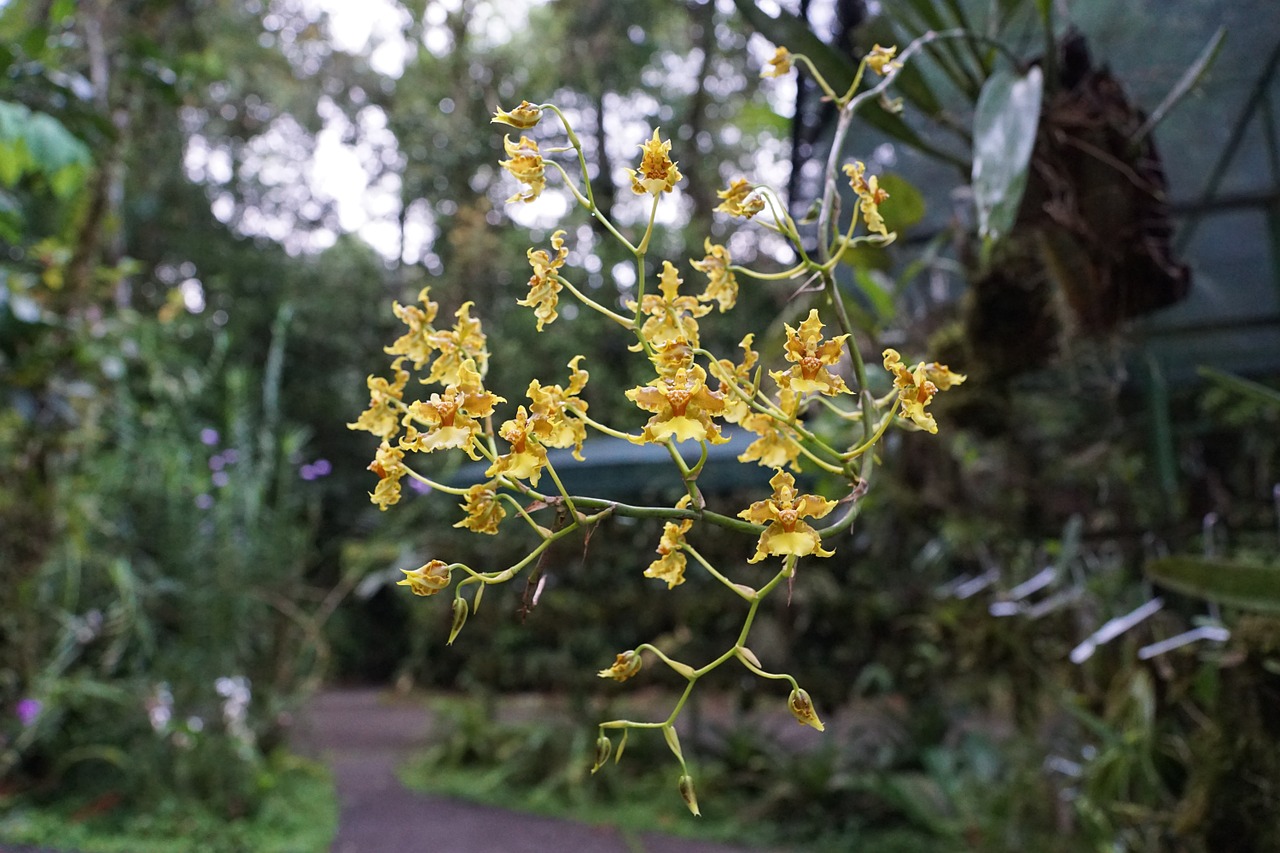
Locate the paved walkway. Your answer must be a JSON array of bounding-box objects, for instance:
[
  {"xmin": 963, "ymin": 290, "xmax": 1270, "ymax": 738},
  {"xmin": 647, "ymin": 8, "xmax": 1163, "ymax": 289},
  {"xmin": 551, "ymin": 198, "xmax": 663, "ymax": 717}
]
[{"xmin": 297, "ymin": 689, "xmax": 766, "ymax": 853}]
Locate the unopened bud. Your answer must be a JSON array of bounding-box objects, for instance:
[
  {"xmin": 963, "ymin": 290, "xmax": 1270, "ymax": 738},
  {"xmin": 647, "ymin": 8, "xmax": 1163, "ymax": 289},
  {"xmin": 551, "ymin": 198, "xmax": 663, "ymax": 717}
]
[
  {"xmin": 678, "ymin": 774, "xmax": 700, "ymax": 817},
  {"xmin": 447, "ymin": 597, "xmax": 469, "ymax": 645},
  {"xmin": 491, "ymin": 100, "xmax": 543, "ymax": 129},
  {"xmin": 787, "ymin": 687, "xmax": 826, "ymax": 732},
  {"xmin": 591, "ymin": 734, "xmax": 612, "ymax": 774}
]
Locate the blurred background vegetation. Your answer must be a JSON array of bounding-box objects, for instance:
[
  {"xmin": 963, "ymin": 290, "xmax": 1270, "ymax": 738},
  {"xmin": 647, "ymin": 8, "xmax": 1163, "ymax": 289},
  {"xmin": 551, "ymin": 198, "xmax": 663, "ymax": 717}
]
[{"xmin": 0, "ymin": 0, "xmax": 1277, "ymax": 851}]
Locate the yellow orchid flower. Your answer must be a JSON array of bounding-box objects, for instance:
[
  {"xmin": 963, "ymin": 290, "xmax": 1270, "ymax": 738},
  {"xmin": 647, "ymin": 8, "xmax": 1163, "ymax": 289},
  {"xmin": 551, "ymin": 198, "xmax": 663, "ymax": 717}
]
[
  {"xmin": 348, "ymin": 358, "xmax": 410, "ymax": 441},
  {"xmin": 518, "ymin": 230, "xmax": 568, "ymax": 331},
  {"xmin": 367, "ymin": 441, "xmax": 407, "ymax": 510},
  {"xmin": 598, "ymin": 650, "xmax": 642, "ymax": 682},
  {"xmin": 384, "ymin": 287, "xmax": 441, "ymax": 368},
  {"xmin": 843, "ymin": 160, "xmax": 890, "ymax": 237},
  {"xmin": 628, "ymin": 128, "xmax": 682, "ymax": 196},
  {"xmin": 773, "ymin": 309, "xmax": 852, "ymax": 396},
  {"xmin": 490, "ymin": 100, "xmax": 542, "ymax": 129},
  {"xmin": 526, "ymin": 356, "xmax": 589, "ymax": 460},
  {"xmin": 400, "ymin": 359, "xmax": 503, "ymax": 459},
  {"xmin": 738, "ymin": 469, "xmax": 836, "ymax": 563},
  {"xmin": 883, "ymin": 348, "xmax": 965, "ymax": 434},
  {"xmin": 425, "ymin": 301, "xmax": 490, "ymax": 386},
  {"xmin": 397, "ymin": 559, "xmax": 452, "ymax": 596},
  {"xmin": 486, "ymin": 406, "xmax": 549, "ymax": 486},
  {"xmin": 715, "ymin": 178, "xmax": 764, "ymax": 219},
  {"xmin": 627, "ymin": 261, "xmax": 710, "ymax": 351},
  {"xmin": 710, "ymin": 334, "xmax": 759, "ymax": 424},
  {"xmin": 761, "ymin": 46, "xmax": 792, "ymax": 78},
  {"xmin": 454, "ymin": 483, "xmax": 506, "ymax": 535},
  {"xmin": 691, "ymin": 238, "xmax": 738, "ymax": 312},
  {"xmin": 500, "ymin": 134, "xmax": 546, "ymax": 203},
  {"xmin": 627, "ymin": 363, "xmax": 728, "ymax": 445},
  {"xmin": 865, "ymin": 44, "xmax": 902, "ymax": 76},
  {"xmin": 645, "ymin": 497, "xmax": 693, "ymax": 589}
]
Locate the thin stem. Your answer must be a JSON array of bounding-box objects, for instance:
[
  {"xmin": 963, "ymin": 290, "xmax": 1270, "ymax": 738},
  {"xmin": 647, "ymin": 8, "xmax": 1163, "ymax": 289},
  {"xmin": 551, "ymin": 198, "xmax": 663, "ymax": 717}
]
[
  {"xmin": 403, "ymin": 466, "xmax": 470, "ymax": 496},
  {"xmin": 569, "ymin": 406, "xmax": 638, "ymax": 441},
  {"xmin": 684, "ymin": 545, "xmax": 755, "ymax": 601},
  {"xmin": 497, "ymin": 492, "xmax": 551, "ymax": 536},
  {"xmin": 541, "ymin": 455, "xmax": 581, "ymax": 522},
  {"xmin": 556, "ymin": 274, "xmax": 632, "ymax": 326}
]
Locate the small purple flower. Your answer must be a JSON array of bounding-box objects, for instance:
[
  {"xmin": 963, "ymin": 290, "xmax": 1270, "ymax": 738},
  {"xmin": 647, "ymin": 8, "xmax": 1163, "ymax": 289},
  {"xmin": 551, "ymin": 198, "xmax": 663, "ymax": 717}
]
[
  {"xmin": 200, "ymin": 428, "xmax": 220, "ymax": 447},
  {"xmin": 16, "ymin": 698, "xmax": 41, "ymax": 727},
  {"xmin": 209, "ymin": 454, "xmax": 226, "ymax": 471},
  {"xmin": 195, "ymin": 493, "xmax": 214, "ymax": 510},
  {"xmin": 300, "ymin": 458, "xmax": 333, "ymax": 481},
  {"xmin": 408, "ymin": 478, "xmax": 432, "ymax": 495},
  {"xmin": 212, "ymin": 471, "xmax": 230, "ymax": 488}
]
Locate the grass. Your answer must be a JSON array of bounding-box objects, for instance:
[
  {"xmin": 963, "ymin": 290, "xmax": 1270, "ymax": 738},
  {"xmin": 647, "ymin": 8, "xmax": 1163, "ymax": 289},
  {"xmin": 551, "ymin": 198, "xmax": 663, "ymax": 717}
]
[{"xmin": 0, "ymin": 755, "xmax": 337, "ymax": 853}]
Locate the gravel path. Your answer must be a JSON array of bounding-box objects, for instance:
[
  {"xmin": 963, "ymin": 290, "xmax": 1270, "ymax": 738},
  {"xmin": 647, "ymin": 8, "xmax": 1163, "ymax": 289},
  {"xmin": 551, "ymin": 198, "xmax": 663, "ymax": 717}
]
[{"xmin": 297, "ymin": 688, "xmax": 767, "ymax": 853}]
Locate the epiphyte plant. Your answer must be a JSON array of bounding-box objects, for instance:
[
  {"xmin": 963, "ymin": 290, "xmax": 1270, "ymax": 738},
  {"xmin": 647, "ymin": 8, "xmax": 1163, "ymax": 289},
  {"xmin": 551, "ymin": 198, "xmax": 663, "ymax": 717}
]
[{"xmin": 350, "ymin": 37, "xmax": 964, "ymax": 813}]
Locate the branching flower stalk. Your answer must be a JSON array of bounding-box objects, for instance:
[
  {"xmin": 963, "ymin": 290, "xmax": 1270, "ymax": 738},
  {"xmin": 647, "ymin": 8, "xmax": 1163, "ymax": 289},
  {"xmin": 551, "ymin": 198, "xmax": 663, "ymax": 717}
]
[{"xmin": 350, "ymin": 39, "xmax": 966, "ymax": 813}]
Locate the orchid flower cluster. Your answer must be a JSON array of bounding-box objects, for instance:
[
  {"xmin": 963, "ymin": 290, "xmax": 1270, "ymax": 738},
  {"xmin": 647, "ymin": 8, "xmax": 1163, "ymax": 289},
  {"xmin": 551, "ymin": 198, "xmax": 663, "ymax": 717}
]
[{"xmin": 350, "ymin": 41, "xmax": 964, "ymax": 814}]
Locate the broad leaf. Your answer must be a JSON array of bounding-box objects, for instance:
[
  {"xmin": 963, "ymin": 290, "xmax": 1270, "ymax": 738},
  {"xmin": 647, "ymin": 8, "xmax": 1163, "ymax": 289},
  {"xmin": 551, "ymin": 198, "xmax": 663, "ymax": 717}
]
[
  {"xmin": 1147, "ymin": 556, "xmax": 1280, "ymax": 614},
  {"xmin": 971, "ymin": 65, "xmax": 1043, "ymax": 244},
  {"xmin": 876, "ymin": 172, "xmax": 926, "ymax": 233}
]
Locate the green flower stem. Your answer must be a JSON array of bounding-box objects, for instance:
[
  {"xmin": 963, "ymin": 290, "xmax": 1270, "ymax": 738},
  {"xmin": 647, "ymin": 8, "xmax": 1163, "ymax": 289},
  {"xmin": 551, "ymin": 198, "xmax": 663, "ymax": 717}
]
[
  {"xmin": 545, "ymin": 104, "xmax": 639, "ymax": 255},
  {"xmin": 759, "ymin": 189, "xmax": 808, "ymax": 262},
  {"xmin": 636, "ymin": 643, "xmax": 695, "ymax": 679},
  {"xmin": 813, "ymin": 394, "xmax": 863, "ymax": 421},
  {"xmin": 541, "ymin": 455, "xmax": 581, "ymax": 522},
  {"xmin": 684, "ymin": 545, "xmax": 754, "ymax": 601},
  {"xmin": 729, "ymin": 262, "xmax": 807, "ymax": 282},
  {"xmin": 841, "ymin": 405, "xmax": 895, "ymax": 460},
  {"xmin": 663, "ymin": 438, "xmax": 705, "ymax": 509},
  {"xmin": 555, "ymin": 274, "xmax": 632, "ymax": 327},
  {"xmin": 686, "ymin": 441, "xmax": 709, "ymax": 480},
  {"xmin": 497, "ymin": 492, "xmax": 552, "ymax": 537},
  {"xmin": 568, "ymin": 495, "xmax": 763, "ymax": 536},
  {"xmin": 482, "ymin": 519, "xmax": 583, "ymax": 584},
  {"xmin": 636, "ymin": 194, "xmax": 661, "ymax": 256},
  {"xmin": 568, "ymin": 406, "xmax": 638, "ymax": 441},
  {"xmin": 404, "ymin": 466, "xmax": 470, "ymax": 496},
  {"xmin": 793, "ymin": 442, "xmax": 847, "ymax": 476},
  {"xmin": 793, "ymin": 54, "xmax": 841, "ymax": 103},
  {"xmin": 819, "ymin": 484, "xmax": 867, "ymax": 541},
  {"xmin": 734, "ymin": 652, "xmax": 798, "ymax": 689}
]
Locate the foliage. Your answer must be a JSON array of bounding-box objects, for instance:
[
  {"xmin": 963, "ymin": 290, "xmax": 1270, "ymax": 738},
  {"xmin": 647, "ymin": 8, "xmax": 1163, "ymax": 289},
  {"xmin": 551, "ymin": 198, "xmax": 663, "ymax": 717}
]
[{"xmin": 0, "ymin": 754, "xmax": 336, "ymax": 853}]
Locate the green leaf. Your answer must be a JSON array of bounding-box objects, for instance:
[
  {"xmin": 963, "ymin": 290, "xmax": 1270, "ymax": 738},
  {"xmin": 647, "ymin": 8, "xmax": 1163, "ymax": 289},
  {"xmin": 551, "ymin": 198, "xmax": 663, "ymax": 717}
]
[
  {"xmin": 971, "ymin": 65, "xmax": 1043, "ymax": 244},
  {"xmin": 839, "ymin": 242, "xmax": 892, "ymax": 273},
  {"xmin": 1146, "ymin": 556, "xmax": 1280, "ymax": 614},
  {"xmin": 854, "ymin": 267, "xmax": 897, "ymax": 323},
  {"xmin": 876, "ymin": 172, "xmax": 926, "ymax": 233},
  {"xmin": 1198, "ymin": 366, "xmax": 1280, "ymax": 409}
]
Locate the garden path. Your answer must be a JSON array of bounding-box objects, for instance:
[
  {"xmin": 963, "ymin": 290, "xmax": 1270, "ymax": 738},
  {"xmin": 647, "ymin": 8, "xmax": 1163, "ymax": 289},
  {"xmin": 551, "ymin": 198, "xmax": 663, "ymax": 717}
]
[{"xmin": 299, "ymin": 688, "xmax": 768, "ymax": 853}]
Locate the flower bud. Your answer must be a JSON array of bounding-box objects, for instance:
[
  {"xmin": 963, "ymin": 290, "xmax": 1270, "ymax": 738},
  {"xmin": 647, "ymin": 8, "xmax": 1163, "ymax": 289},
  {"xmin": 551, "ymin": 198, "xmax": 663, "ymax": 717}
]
[
  {"xmin": 678, "ymin": 774, "xmax": 701, "ymax": 817},
  {"xmin": 787, "ymin": 687, "xmax": 826, "ymax": 732},
  {"xmin": 397, "ymin": 560, "xmax": 452, "ymax": 596},
  {"xmin": 597, "ymin": 650, "xmax": 642, "ymax": 682},
  {"xmin": 591, "ymin": 734, "xmax": 612, "ymax": 774},
  {"xmin": 447, "ymin": 597, "xmax": 469, "ymax": 645},
  {"xmin": 491, "ymin": 100, "xmax": 542, "ymax": 129}
]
